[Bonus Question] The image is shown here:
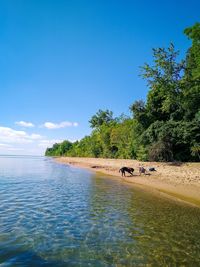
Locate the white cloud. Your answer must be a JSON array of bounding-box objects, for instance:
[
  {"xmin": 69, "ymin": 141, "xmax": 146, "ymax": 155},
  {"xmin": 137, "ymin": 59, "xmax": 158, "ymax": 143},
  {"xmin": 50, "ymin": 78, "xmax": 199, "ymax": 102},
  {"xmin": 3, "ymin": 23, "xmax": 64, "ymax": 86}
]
[
  {"xmin": 30, "ymin": 134, "xmax": 42, "ymax": 140},
  {"xmin": 0, "ymin": 126, "xmax": 42, "ymax": 144},
  {"xmin": 38, "ymin": 139, "xmax": 64, "ymax": 148},
  {"xmin": 0, "ymin": 145, "xmax": 25, "ymax": 155},
  {"xmin": 15, "ymin": 121, "xmax": 35, "ymax": 127},
  {"xmin": 0, "ymin": 143, "xmax": 12, "ymax": 148},
  {"xmin": 7, "ymin": 147, "xmax": 25, "ymax": 151},
  {"xmin": 0, "ymin": 123, "xmax": 80, "ymax": 155},
  {"xmin": 43, "ymin": 121, "xmax": 78, "ymax": 129}
]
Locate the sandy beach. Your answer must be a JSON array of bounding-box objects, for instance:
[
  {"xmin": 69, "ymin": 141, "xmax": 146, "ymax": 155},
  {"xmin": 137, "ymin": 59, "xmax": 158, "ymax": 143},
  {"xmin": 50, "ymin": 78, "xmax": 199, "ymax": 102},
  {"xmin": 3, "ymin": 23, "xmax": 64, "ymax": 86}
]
[{"xmin": 56, "ymin": 157, "xmax": 200, "ymax": 207}]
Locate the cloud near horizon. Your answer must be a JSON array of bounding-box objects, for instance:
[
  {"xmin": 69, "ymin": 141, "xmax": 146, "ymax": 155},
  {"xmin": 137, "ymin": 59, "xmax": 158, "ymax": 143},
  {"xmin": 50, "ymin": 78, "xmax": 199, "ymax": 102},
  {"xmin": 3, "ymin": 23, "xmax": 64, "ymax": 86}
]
[
  {"xmin": 43, "ymin": 121, "xmax": 78, "ymax": 129},
  {"xmin": 0, "ymin": 124, "xmax": 79, "ymax": 155},
  {"xmin": 38, "ymin": 138, "xmax": 78, "ymax": 148},
  {"xmin": 15, "ymin": 121, "xmax": 35, "ymax": 127},
  {"xmin": 0, "ymin": 126, "xmax": 42, "ymax": 144},
  {"xmin": 38, "ymin": 139, "xmax": 65, "ymax": 148}
]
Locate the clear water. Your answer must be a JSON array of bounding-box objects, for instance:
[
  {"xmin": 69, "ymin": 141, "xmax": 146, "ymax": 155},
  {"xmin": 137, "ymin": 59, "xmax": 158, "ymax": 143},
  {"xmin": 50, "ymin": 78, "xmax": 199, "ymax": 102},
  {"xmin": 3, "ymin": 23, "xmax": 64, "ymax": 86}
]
[{"xmin": 0, "ymin": 156, "xmax": 200, "ymax": 266}]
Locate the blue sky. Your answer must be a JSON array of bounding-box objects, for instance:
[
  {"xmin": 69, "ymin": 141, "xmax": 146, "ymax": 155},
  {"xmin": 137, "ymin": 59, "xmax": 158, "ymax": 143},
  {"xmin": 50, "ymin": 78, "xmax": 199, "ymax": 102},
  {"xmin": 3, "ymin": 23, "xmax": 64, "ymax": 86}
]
[{"xmin": 0, "ymin": 0, "xmax": 199, "ymax": 155}]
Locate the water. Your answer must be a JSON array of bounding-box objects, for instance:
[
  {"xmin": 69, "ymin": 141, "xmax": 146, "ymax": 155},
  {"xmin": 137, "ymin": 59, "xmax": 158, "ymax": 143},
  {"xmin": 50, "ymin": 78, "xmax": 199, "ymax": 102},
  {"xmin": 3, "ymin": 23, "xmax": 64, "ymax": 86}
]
[{"xmin": 0, "ymin": 156, "xmax": 200, "ymax": 266}]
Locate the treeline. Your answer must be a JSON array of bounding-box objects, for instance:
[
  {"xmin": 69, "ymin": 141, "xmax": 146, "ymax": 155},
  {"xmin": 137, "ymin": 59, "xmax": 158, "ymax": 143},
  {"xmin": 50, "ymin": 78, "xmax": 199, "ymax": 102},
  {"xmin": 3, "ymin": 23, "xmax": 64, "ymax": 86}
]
[{"xmin": 45, "ymin": 23, "xmax": 200, "ymax": 162}]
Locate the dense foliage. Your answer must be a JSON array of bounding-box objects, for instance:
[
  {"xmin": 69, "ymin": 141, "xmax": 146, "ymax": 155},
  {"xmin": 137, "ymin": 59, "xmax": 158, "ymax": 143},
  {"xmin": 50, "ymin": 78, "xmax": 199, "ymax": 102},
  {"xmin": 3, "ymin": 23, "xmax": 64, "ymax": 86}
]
[{"xmin": 45, "ymin": 23, "xmax": 200, "ymax": 162}]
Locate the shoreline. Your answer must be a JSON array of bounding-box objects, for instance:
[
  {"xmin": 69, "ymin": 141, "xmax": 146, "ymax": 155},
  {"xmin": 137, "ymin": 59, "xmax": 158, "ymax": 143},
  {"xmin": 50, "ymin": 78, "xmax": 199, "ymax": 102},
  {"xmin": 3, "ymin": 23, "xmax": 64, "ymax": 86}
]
[{"xmin": 55, "ymin": 157, "xmax": 200, "ymax": 207}]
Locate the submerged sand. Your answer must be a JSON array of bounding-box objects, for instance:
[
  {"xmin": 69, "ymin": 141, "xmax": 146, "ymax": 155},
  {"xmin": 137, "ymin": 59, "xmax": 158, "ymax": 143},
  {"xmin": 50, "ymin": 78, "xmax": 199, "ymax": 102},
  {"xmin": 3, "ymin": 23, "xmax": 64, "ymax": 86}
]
[{"xmin": 56, "ymin": 157, "xmax": 200, "ymax": 207}]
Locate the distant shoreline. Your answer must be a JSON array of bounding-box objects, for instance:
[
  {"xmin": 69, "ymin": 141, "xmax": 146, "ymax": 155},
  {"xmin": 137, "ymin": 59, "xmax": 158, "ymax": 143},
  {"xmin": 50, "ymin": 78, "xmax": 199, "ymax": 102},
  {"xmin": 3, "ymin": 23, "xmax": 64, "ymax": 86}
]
[{"xmin": 55, "ymin": 157, "xmax": 200, "ymax": 207}]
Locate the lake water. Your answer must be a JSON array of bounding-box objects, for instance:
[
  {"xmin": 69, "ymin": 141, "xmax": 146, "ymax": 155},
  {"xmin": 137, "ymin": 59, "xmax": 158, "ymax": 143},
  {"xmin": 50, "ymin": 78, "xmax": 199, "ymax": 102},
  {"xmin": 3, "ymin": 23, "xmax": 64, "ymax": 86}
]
[{"xmin": 0, "ymin": 155, "xmax": 200, "ymax": 266}]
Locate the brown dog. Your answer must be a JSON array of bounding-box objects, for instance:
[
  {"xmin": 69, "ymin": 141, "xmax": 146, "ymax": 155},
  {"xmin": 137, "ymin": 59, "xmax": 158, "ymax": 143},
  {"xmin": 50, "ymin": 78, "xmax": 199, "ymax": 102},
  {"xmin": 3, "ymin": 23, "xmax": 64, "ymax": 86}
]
[{"xmin": 119, "ymin": 167, "xmax": 134, "ymax": 177}]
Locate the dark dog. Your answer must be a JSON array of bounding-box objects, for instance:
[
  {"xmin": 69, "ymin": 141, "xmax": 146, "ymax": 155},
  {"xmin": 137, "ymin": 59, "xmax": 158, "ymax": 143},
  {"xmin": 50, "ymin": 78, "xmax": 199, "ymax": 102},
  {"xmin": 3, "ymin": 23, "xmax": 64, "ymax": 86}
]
[
  {"xmin": 148, "ymin": 167, "xmax": 156, "ymax": 172},
  {"xmin": 119, "ymin": 167, "xmax": 134, "ymax": 177}
]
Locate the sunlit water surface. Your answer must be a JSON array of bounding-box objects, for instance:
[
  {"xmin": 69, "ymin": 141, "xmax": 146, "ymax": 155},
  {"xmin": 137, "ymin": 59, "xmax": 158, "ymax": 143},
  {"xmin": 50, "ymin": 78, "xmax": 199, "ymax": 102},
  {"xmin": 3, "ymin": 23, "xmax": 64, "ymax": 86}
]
[{"xmin": 0, "ymin": 155, "xmax": 200, "ymax": 266}]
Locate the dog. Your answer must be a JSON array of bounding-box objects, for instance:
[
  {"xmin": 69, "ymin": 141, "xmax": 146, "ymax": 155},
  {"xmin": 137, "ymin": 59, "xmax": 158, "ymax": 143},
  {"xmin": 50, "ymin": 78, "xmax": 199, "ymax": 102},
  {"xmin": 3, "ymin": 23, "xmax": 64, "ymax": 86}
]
[
  {"xmin": 148, "ymin": 167, "xmax": 156, "ymax": 172},
  {"xmin": 139, "ymin": 166, "xmax": 146, "ymax": 175},
  {"xmin": 119, "ymin": 167, "xmax": 134, "ymax": 177}
]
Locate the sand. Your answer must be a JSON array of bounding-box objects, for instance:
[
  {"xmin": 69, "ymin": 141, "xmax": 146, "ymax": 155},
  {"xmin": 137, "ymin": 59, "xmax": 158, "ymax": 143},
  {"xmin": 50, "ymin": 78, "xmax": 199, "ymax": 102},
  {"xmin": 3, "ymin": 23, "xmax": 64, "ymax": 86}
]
[{"xmin": 56, "ymin": 157, "xmax": 200, "ymax": 207}]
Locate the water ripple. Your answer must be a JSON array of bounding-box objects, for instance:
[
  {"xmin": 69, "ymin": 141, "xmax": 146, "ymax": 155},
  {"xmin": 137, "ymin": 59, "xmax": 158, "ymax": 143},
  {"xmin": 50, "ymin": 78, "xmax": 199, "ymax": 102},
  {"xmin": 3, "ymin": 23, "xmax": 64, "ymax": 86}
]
[{"xmin": 0, "ymin": 156, "xmax": 200, "ymax": 266}]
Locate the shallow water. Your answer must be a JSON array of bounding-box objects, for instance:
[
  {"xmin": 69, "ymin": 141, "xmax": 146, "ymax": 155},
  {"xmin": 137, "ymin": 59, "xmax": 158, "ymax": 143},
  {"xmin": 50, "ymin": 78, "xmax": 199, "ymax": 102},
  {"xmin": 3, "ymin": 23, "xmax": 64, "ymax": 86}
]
[{"xmin": 0, "ymin": 155, "xmax": 200, "ymax": 266}]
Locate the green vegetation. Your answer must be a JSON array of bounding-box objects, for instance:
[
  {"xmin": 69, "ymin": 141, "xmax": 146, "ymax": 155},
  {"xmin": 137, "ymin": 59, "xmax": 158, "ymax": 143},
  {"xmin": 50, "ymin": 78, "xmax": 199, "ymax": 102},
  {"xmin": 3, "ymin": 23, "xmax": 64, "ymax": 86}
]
[{"xmin": 45, "ymin": 23, "xmax": 200, "ymax": 162}]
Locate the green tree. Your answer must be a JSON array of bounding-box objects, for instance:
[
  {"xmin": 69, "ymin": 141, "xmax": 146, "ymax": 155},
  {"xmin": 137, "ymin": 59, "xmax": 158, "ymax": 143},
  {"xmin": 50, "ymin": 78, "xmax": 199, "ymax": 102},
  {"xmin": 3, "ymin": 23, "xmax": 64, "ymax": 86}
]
[
  {"xmin": 130, "ymin": 100, "xmax": 149, "ymax": 128},
  {"xmin": 110, "ymin": 118, "xmax": 140, "ymax": 159},
  {"xmin": 89, "ymin": 109, "xmax": 115, "ymax": 129},
  {"xmin": 140, "ymin": 43, "xmax": 185, "ymax": 122},
  {"xmin": 60, "ymin": 140, "xmax": 73, "ymax": 155},
  {"xmin": 183, "ymin": 23, "xmax": 200, "ymax": 119}
]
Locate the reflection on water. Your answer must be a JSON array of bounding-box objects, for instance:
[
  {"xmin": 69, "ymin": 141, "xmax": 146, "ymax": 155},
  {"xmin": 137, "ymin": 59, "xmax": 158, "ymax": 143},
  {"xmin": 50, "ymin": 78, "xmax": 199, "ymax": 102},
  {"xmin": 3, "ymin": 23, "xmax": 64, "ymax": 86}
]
[{"xmin": 0, "ymin": 155, "xmax": 200, "ymax": 266}]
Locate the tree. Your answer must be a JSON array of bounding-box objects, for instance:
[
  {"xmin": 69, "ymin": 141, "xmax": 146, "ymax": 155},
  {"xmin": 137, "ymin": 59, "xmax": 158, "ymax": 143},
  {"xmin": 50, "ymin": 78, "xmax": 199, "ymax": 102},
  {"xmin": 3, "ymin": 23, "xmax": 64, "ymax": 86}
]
[
  {"xmin": 60, "ymin": 140, "xmax": 73, "ymax": 155},
  {"xmin": 110, "ymin": 118, "xmax": 140, "ymax": 159},
  {"xmin": 182, "ymin": 23, "xmax": 200, "ymax": 119},
  {"xmin": 89, "ymin": 109, "xmax": 115, "ymax": 129},
  {"xmin": 184, "ymin": 23, "xmax": 200, "ymax": 80},
  {"xmin": 130, "ymin": 100, "xmax": 149, "ymax": 128},
  {"xmin": 140, "ymin": 43, "xmax": 185, "ymax": 122}
]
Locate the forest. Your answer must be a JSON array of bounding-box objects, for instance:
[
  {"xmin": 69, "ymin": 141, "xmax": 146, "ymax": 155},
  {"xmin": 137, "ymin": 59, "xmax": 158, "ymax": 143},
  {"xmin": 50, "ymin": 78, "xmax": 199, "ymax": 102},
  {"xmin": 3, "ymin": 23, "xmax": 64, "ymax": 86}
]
[{"xmin": 45, "ymin": 23, "xmax": 200, "ymax": 162}]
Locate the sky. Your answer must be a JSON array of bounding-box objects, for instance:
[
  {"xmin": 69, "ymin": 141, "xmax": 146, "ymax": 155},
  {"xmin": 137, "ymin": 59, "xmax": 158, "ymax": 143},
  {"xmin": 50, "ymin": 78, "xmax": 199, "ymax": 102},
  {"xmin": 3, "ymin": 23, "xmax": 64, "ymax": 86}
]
[{"xmin": 0, "ymin": 0, "xmax": 199, "ymax": 155}]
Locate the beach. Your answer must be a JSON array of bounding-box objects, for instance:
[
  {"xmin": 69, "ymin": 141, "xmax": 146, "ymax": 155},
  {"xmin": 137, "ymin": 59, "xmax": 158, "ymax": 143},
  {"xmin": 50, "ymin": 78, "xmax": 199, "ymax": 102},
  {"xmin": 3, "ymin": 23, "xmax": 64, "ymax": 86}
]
[{"xmin": 56, "ymin": 157, "xmax": 200, "ymax": 207}]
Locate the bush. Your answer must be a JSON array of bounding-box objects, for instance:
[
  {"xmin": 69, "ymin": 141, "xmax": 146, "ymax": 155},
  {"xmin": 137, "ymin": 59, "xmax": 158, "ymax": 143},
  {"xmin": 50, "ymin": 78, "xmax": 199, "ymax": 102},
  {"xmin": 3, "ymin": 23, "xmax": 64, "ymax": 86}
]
[{"xmin": 148, "ymin": 141, "xmax": 173, "ymax": 162}]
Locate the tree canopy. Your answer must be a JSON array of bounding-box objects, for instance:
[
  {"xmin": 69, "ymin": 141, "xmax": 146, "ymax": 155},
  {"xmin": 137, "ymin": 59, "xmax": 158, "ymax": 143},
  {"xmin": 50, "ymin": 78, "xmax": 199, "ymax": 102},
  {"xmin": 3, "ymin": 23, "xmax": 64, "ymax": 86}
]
[{"xmin": 89, "ymin": 109, "xmax": 115, "ymax": 129}]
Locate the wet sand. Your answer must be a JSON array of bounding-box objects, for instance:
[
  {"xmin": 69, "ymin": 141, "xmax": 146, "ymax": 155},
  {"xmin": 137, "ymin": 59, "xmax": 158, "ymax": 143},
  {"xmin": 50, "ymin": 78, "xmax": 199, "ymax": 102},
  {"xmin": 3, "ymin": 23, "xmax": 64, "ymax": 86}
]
[{"xmin": 56, "ymin": 157, "xmax": 200, "ymax": 207}]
